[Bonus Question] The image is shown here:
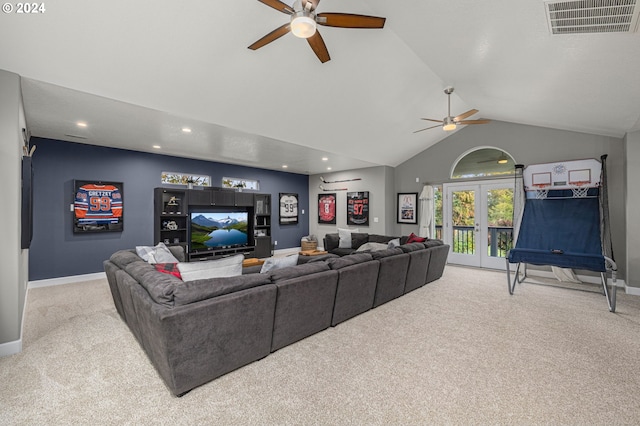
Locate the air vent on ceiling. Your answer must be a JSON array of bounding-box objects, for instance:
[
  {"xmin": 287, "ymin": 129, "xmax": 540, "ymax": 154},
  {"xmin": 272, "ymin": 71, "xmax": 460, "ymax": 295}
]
[{"xmin": 545, "ymin": 0, "xmax": 640, "ymax": 34}]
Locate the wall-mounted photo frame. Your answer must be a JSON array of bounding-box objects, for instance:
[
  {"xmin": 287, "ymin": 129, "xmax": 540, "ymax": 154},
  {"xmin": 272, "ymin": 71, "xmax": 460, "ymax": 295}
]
[
  {"xmin": 347, "ymin": 191, "xmax": 369, "ymax": 226},
  {"xmin": 279, "ymin": 193, "xmax": 299, "ymax": 225},
  {"xmin": 318, "ymin": 193, "xmax": 337, "ymax": 224},
  {"xmin": 397, "ymin": 192, "xmax": 418, "ymax": 224},
  {"xmin": 73, "ymin": 180, "xmax": 124, "ymax": 233}
]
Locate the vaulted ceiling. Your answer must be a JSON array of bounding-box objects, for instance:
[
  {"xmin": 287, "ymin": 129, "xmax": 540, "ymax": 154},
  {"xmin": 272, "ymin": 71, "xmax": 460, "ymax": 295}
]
[{"xmin": 1, "ymin": 0, "xmax": 639, "ymax": 174}]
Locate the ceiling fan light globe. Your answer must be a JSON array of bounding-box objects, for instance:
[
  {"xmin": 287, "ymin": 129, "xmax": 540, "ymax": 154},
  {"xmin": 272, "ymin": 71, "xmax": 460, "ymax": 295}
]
[
  {"xmin": 442, "ymin": 117, "xmax": 456, "ymax": 131},
  {"xmin": 291, "ymin": 13, "xmax": 317, "ymax": 38},
  {"xmin": 497, "ymin": 158, "xmax": 508, "ymax": 164}
]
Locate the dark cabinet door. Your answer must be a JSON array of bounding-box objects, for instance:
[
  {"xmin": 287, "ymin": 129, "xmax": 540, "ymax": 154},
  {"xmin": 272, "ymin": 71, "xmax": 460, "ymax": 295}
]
[
  {"xmin": 235, "ymin": 192, "xmax": 254, "ymax": 206},
  {"xmin": 212, "ymin": 190, "xmax": 235, "ymax": 206},
  {"xmin": 188, "ymin": 190, "xmax": 212, "ymax": 206}
]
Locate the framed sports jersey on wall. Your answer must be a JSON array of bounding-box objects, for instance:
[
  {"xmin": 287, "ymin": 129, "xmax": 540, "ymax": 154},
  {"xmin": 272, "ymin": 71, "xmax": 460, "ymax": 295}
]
[
  {"xmin": 347, "ymin": 191, "xmax": 369, "ymax": 226},
  {"xmin": 318, "ymin": 193, "xmax": 336, "ymax": 224},
  {"xmin": 73, "ymin": 180, "xmax": 124, "ymax": 233},
  {"xmin": 279, "ymin": 193, "xmax": 299, "ymax": 225}
]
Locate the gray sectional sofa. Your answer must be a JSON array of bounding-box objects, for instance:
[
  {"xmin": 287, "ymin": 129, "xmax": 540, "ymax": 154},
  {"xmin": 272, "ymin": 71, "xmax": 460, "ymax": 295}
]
[{"xmin": 104, "ymin": 240, "xmax": 449, "ymax": 396}]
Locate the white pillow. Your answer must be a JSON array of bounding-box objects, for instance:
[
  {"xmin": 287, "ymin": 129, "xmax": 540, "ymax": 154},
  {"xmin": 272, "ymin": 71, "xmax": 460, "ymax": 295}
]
[
  {"xmin": 260, "ymin": 254, "xmax": 299, "ymax": 273},
  {"xmin": 338, "ymin": 228, "xmax": 359, "ymax": 249},
  {"xmin": 387, "ymin": 238, "xmax": 401, "ymax": 249},
  {"xmin": 136, "ymin": 242, "xmax": 179, "ymax": 264},
  {"xmin": 177, "ymin": 254, "xmax": 244, "ymax": 282}
]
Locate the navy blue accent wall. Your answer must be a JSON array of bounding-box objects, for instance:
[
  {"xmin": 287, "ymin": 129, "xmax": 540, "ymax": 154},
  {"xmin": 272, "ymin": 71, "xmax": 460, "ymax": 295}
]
[{"xmin": 30, "ymin": 138, "xmax": 309, "ymax": 280}]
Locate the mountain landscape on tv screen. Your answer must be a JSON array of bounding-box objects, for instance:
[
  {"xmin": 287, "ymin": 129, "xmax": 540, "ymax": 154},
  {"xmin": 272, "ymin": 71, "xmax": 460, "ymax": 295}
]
[{"xmin": 190, "ymin": 213, "xmax": 248, "ymax": 250}]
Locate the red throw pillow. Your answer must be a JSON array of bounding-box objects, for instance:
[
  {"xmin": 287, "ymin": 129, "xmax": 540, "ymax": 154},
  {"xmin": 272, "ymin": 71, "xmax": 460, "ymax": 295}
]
[
  {"xmin": 406, "ymin": 232, "xmax": 426, "ymax": 243},
  {"xmin": 154, "ymin": 263, "xmax": 182, "ymax": 280}
]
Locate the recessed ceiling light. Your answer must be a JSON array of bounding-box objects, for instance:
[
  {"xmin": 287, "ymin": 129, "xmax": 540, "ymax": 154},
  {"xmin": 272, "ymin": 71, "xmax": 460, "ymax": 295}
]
[
  {"xmin": 182, "ymin": 127, "xmax": 192, "ymax": 133},
  {"xmin": 76, "ymin": 122, "xmax": 87, "ymax": 128},
  {"xmin": 152, "ymin": 145, "xmax": 161, "ymax": 149},
  {"xmin": 327, "ymin": 167, "xmax": 332, "ymax": 171},
  {"xmin": 322, "ymin": 157, "xmax": 329, "ymax": 161},
  {"xmin": 282, "ymin": 165, "xmax": 288, "ymax": 169}
]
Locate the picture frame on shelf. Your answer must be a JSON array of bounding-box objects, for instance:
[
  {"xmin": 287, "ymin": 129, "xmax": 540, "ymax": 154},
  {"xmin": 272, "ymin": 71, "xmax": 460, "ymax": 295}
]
[
  {"xmin": 279, "ymin": 193, "xmax": 299, "ymax": 225},
  {"xmin": 397, "ymin": 192, "xmax": 418, "ymax": 224},
  {"xmin": 73, "ymin": 180, "xmax": 124, "ymax": 233}
]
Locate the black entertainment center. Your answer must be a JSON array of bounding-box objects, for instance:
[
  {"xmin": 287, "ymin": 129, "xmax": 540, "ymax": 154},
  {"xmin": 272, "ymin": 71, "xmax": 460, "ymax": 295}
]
[{"xmin": 154, "ymin": 187, "xmax": 272, "ymax": 261}]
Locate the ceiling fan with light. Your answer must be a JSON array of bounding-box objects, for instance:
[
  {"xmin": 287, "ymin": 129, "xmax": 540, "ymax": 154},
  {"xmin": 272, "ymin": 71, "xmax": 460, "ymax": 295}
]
[
  {"xmin": 414, "ymin": 87, "xmax": 491, "ymax": 133},
  {"xmin": 248, "ymin": 0, "xmax": 386, "ymax": 63}
]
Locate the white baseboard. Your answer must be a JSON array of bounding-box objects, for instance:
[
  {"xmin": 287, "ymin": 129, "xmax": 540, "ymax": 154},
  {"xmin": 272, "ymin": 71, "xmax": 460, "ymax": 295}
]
[
  {"xmin": 626, "ymin": 286, "xmax": 640, "ymax": 296},
  {"xmin": 28, "ymin": 272, "xmax": 107, "ymax": 289},
  {"xmin": 0, "ymin": 339, "xmax": 22, "ymax": 358}
]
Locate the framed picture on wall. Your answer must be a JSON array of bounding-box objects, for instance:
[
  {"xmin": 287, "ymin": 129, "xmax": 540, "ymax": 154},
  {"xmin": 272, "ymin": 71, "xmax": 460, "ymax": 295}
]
[
  {"xmin": 397, "ymin": 192, "xmax": 418, "ymax": 224},
  {"xmin": 73, "ymin": 180, "xmax": 124, "ymax": 233},
  {"xmin": 279, "ymin": 193, "xmax": 299, "ymax": 225},
  {"xmin": 347, "ymin": 191, "xmax": 369, "ymax": 226},
  {"xmin": 318, "ymin": 193, "xmax": 337, "ymax": 224}
]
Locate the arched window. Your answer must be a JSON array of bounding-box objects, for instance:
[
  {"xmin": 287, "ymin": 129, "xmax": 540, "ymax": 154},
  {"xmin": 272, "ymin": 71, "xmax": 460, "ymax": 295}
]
[{"xmin": 451, "ymin": 147, "xmax": 515, "ymax": 179}]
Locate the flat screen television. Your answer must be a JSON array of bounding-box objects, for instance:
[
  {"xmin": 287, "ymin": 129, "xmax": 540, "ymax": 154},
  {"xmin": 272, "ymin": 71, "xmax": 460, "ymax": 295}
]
[{"xmin": 190, "ymin": 210, "xmax": 250, "ymax": 253}]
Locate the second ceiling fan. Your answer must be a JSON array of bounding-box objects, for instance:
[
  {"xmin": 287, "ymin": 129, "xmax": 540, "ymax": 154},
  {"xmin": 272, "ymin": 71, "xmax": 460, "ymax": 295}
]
[
  {"xmin": 248, "ymin": 0, "xmax": 386, "ymax": 63},
  {"xmin": 414, "ymin": 87, "xmax": 490, "ymax": 133}
]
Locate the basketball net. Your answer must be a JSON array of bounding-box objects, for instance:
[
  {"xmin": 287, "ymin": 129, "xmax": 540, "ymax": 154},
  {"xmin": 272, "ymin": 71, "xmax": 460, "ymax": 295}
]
[
  {"xmin": 533, "ymin": 184, "xmax": 549, "ymax": 199},
  {"xmin": 570, "ymin": 181, "xmax": 589, "ymax": 198}
]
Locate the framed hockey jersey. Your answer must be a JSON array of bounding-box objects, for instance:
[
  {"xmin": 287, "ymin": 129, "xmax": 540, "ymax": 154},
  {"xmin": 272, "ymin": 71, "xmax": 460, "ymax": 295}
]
[{"xmin": 73, "ymin": 180, "xmax": 124, "ymax": 233}]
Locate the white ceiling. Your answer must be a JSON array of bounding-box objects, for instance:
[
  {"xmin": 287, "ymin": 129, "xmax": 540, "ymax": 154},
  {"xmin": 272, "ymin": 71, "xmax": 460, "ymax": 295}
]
[{"xmin": 1, "ymin": 0, "xmax": 639, "ymax": 175}]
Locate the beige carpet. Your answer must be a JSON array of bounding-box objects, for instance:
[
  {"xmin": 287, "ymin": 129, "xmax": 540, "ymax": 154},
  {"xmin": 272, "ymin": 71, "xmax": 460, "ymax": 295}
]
[{"xmin": 2, "ymin": 266, "xmax": 640, "ymax": 425}]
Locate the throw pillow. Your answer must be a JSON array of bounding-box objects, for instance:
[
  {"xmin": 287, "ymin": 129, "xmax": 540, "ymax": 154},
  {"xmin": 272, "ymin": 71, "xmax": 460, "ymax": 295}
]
[
  {"xmin": 356, "ymin": 242, "xmax": 389, "ymax": 252},
  {"xmin": 154, "ymin": 263, "xmax": 182, "ymax": 280},
  {"xmin": 177, "ymin": 254, "xmax": 244, "ymax": 282},
  {"xmin": 387, "ymin": 238, "xmax": 401, "ymax": 249},
  {"xmin": 260, "ymin": 254, "xmax": 299, "ymax": 273},
  {"xmin": 338, "ymin": 228, "xmax": 359, "ymax": 249},
  {"xmin": 406, "ymin": 232, "xmax": 426, "ymax": 243},
  {"xmin": 136, "ymin": 242, "xmax": 179, "ymax": 264}
]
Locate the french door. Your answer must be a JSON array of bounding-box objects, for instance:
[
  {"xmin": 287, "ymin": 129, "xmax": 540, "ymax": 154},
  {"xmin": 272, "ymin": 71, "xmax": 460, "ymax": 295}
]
[{"xmin": 443, "ymin": 180, "xmax": 514, "ymax": 270}]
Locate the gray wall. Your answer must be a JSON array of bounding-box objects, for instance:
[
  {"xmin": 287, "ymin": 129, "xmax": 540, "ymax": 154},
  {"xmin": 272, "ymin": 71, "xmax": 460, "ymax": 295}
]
[
  {"xmin": 625, "ymin": 130, "xmax": 640, "ymax": 287},
  {"xmin": 394, "ymin": 120, "xmax": 627, "ymax": 280},
  {"xmin": 309, "ymin": 166, "xmax": 395, "ymax": 248},
  {"xmin": 0, "ymin": 69, "xmax": 28, "ymax": 353}
]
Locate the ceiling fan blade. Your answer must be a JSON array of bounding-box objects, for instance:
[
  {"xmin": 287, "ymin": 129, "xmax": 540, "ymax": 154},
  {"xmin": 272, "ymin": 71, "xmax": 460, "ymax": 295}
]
[
  {"xmin": 248, "ymin": 23, "xmax": 291, "ymax": 50},
  {"xmin": 413, "ymin": 124, "xmax": 442, "ymax": 133},
  {"xmin": 317, "ymin": 13, "xmax": 386, "ymax": 28},
  {"xmin": 453, "ymin": 109, "xmax": 478, "ymax": 121},
  {"xmin": 258, "ymin": 0, "xmax": 294, "ymax": 14},
  {"xmin": 457, "ymin": 119, "xmax": 491, "ymax": 125},
  {"xmin": 307, "ymin": 30, "xmax": 331, "ymax": 63},
  {"xmin": 420, "ymin": 118, "xmax": 444, "ymax": 123},
  {"xmin": 302, "ymin": 0, "xmax": 320, "ymax": 11}
]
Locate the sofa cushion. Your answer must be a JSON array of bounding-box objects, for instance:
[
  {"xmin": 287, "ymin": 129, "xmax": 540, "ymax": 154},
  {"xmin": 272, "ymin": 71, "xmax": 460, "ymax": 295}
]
[
  {"xmin": 370, "ymin": 247, "xmax": 404, "ymax": 259},
  {"xmin": 124, "ymin": 261, "xmax": 178, "ymax": 306},
  {"xmin": 399, "ymin": 242, "xmax": 426, "ymax": 253},
  {"xmin": 269, "ymin": 262, "xmax": 330, "ymax": 282},
  {"xmin": 136, "ymin": 242, "xmax": 180, "ymax": 264},
  {"xmin": 177, "ymin": 254, "xmax": 244, "ymax": 282},
  {"xmin": 173, "ymin": 273, "xmax": 272, "ymax": 306},
  {"xmin": 406, "ymin": 232, "xmax": 427, "ymax": 243},
  {"xmin": 110, "ymin": 250, "xmax": 142, "ymax": 269},
  {"xmin": 368, "ymin": 234, "xmax": 397, "ymax": 244},
  {"xmin": 351, "ymin": 233, "xmax": 369, "ymax": 249},
  {"xmin": 387, "ymin": 238, "xmax": 401, "ymax": 248},
  {"xmin": 324, "ymin": 233, "xmax": 340, "ymax": 251},
  {"xmin": 260, "ymin": 254, "xmax": 299, "ymax": 273},
  {"xmin": 327, "ymin": 253, "xmax": 373, "ymax": 270},
  {"xmin": 356, "ymin": 242, "xmax": 389, "ymax": 252},
  {"xmin": 154, "ymin": 263, "xmax": 182, "ymax": 279},
  {"xmin": 424, "ymin": 239, "xmax": 445, "ymax": 248}
]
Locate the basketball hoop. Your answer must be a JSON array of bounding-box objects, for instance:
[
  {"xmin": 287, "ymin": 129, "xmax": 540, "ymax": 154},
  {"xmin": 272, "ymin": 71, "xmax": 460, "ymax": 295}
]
[
  {"xmin": 532, "ymin": 183, "xmax": 549, "ymax": 199},
  {"xmin": 570, "ymin": 181, "xmax": 590, "ymax": 198}
]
